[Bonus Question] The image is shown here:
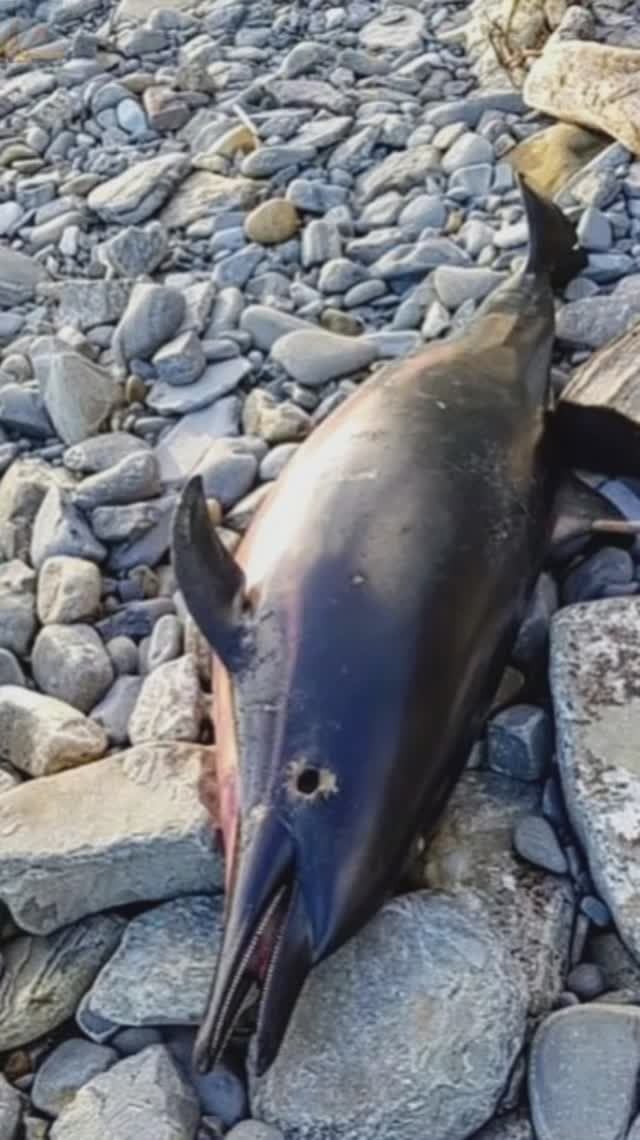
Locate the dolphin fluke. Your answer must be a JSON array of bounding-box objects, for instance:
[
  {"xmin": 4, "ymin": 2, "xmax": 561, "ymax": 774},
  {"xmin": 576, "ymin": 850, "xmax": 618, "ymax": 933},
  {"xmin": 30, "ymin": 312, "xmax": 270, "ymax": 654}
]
[{"xmin": 193, "ymin": 813, "xmax": 312, "ymax": 1076}]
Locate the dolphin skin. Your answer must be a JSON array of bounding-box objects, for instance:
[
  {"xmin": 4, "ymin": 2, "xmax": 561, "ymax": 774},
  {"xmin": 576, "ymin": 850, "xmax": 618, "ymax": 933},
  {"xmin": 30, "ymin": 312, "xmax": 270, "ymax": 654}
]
[{"xmin": 172, "ymin": 176, "xmax": 588, "ymax": 1077}]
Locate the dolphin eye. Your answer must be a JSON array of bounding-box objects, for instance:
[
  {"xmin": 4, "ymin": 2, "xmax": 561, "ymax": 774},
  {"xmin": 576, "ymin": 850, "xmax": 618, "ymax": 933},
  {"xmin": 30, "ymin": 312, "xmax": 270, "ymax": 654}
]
[{"xmin": 296, "ymin": 767, "xmax": 320, "ymax": 796}]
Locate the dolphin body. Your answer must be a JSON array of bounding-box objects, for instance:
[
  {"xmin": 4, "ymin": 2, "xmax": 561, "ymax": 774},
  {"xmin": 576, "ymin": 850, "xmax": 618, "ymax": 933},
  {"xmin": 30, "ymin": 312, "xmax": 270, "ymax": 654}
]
[{"xmin": 172, "ymin": 177, "xmax": 591, "ymax": 1076}]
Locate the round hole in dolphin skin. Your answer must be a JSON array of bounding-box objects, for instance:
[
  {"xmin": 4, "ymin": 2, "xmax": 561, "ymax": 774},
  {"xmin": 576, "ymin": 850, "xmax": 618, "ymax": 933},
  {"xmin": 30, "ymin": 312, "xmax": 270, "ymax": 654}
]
[{"xmin": 296, "ymin": 766, "xmax": 320, "ymax": 796}]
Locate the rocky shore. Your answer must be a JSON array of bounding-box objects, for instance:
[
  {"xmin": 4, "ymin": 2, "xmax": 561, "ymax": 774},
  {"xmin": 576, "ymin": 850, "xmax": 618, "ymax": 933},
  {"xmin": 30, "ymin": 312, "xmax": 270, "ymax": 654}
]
[{"xmin": 2, "ymin": 0, "xmax": 640, "ymax": 1137}]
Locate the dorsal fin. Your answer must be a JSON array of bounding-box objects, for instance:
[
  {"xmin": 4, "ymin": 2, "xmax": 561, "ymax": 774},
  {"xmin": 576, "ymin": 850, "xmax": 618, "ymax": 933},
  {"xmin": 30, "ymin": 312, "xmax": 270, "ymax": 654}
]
[{"xmin": 172, "ymin": 476, "xmax": 249, "ymax": 671}]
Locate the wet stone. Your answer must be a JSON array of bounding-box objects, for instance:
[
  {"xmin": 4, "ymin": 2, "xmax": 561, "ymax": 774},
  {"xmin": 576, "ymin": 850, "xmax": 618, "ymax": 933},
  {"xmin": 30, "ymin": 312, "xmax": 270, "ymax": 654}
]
[
  {"xmin": 32, "ymin": 1039, "xmax": 118, "ymax": 1117},
  {"xmin": 487, "ymin": 705, "xmax": 553, "ymax": 782},
  {"xmin": 513, "ymin": 814, "xmax": 569, "ymax": 875}
]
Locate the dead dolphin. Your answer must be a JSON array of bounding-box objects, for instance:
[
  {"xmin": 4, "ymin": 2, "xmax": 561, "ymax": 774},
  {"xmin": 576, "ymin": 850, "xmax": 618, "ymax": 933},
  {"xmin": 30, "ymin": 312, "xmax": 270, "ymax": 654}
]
[{"xmin": 172, "ymin": 176, "xmax": 588, "ymax": 1076}]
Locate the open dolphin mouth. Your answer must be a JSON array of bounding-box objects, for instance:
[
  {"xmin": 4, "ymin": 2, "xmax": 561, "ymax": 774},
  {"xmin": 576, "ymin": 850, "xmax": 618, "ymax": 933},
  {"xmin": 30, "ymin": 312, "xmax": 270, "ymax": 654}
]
[{"xmin": 193, "ymin": 813, "xmax": 314, "ymax": 1078}]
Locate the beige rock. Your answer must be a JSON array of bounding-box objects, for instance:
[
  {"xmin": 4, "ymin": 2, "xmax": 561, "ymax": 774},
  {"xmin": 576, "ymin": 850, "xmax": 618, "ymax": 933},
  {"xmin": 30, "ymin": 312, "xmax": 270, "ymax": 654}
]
[
  {"xmin": 0, "ymin": 742, "xmax": 221, "ymax": 934},
  {"xmin": 242, "ymin": 389, "xmax": 310, "ymax": 445},
  {"xmin": 37, "ymin": 556, "xmax": 102, "ymax": 624},
  {"xmin": 509, "ymin": 121, "xmax": 609, "ymax": 196},
  {"xmin": 203, "ymin": 123, "xmax": 257, "ymax": 158},
  {"xmin": 524, "ymin": 38, "xmax": 640, "ymax": 155},
  {"xmin": 160, "ymin": 171, "xmax": 262, "ymax": 229},
  {"xmin": 244, "ymin": 198, "xmax": 300, "ymax": 245},
  {"xmin": 464, "ymin": 0, "xmax": 550, "ymax": 88},
  {"xmin": 0, "ymin": 686, "xmax": 107, "ymax": 777},
  {"xmin": 129, "ymin": 655, "xmax": 204, "ymax": 743}
]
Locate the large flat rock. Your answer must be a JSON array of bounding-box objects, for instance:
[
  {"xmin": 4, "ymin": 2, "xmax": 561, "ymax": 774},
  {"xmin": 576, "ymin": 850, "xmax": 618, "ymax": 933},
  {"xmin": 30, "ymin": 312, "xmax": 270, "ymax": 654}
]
[
  {"xmin": 416, "ymin": 770, "xmax": 575, "ymax": 1015},
  {"xmin": 0, "ymin": 742, "xmax": 221, "ymax": 934},
  {"xmin": 551, "ymin": 597, "xmax": 640, "ymax": 961},
  {"xmin": 251, "ymin": 892, "xmax": 527, "ymax": 1140}
]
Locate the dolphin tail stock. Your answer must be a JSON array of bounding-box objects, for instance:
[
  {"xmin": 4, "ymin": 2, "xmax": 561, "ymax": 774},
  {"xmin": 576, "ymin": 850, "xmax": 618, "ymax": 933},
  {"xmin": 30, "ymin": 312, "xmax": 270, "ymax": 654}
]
[{"xmin": 518, "ymin": 173, "xmax": 588, "ymax": 291}]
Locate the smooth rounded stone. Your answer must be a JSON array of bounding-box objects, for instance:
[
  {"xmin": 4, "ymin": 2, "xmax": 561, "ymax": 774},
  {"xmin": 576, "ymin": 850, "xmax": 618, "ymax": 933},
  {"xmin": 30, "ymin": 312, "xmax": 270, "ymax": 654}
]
[
  {"xmin": 562, "ymin": 547, "xmax": 634, "ymax": 604},
  {"xmin": 147, "ymin": 614, "xmax": 183, "ymax": 671},
  {"xmin": 471, "ymin": 1111, "xmax": 534, "ymax": 1140},
  {"xmin": 487, "ymin": 705, "xmax": 552, "ymax": 782},
  {"xmin": 193, "ymin": 439, "xmax": 258, "ymax": 508},
  {"xmin": 73, "ymin": 452, "xmax": 161, "ymax": 511},
  {"xmin": 318, "ymin": 258, "xmax": 367, "ymax": 295},
  {"xmin": 32, "ymin": 345, "xmax": 116, "ymax": 446},
  {"xmin": 87, "ymin": 153, "xmax": 190, "ymax": 225},
  {"xmin": 242, "ymin": 389, "xmax": 310, "ymax": 445},
  {"xmin": 442, "ymin": 132, "xmax": 494, "ymax": 174},
  {"xmin": 240, "ymin": 305, "xmax": 312, "ymax": 351},
  {"xmin": 359, "ymin": 4, "xmax": 425, "ymax": 50},
  {"xmin": 63, "ymin": 433, "xmax": 149, "ymax": 475},
  {"xmin": 98, "ymin": 221, "xmax": 168, "ymax": 278},
  {"xmin": 0, "ymin": 740, "xmax": 220, "ymax": 934},
  {"xmin": 0, "ymin": 686, "xmax": 107, "ymax": 778},
  {"xmin": 418, "ymin": 771, "xmax": 575, "ymax": 1016},
  {"xmin": 92, "ymin": 496, "xmax": 176, "ymax": 544},
  {"xmin": 129, "ymin": 655, "xmax": 203, "ymax": 744},
  {"xmin": 0, "ymin": 649, "xmax": 25, "ymax": 687},
  {"xmin": 0, "ymin": 246, "xmax": 48, "ymax": 307},
  {"xmin": 529, "ymin": 1005, "xmax": 640, "ymax": 1140},
  {"xmin": 566, "ymin": 963, "xmax": 606, "ymax": 1001},
  {"xmin": 147, "ymin": 357, "xmax": 251, "ymax": 416},
  {"xmin": 433, "ymin": 266, "xmax": 505, "ymax": 309},
  {"xmin": 272, "ymin": 328, "xmax": 378, "ymax": 387},
  {"xmin": 245, "ymin": 199, "xmax": 299, "ymax": 246},
  {"xmin": 512, "ymin": 572, "xmax": 558, "ymax": 669},
  {"xmin": 576, "ymin": 207, "xmax": 612, "ymax": 252},
  {"xmin": 32, "ymin": 624, "xmax": 114, "ymax": 714},
  {"xmin": 50, "ymin": 1046, "xmax": 199, "ymax": 1140},
  {"xmin": 32, "ymin": 1039, "xmax": 118, "ymax": 1117},
  {"xmin": 374, "ymin": 237, "xmax": 469, "ymax": 279},
  {"xmin": 90, "ymin": 675, "xmax": 143, "ymax": 746},
  {"xmin": 301, "ymin": 219, "xmax": 342, "ymax": 268},
  {"xmin": 107, "ymin": 636, "xmax": 138, "ymax": 676},
  {"xmin": 398, "ymin": 193, "xmax": 447, "ymax": 233},
  {"xmin": 80, "ymin": 895, "xmax": 223, "ymax": 1029},
  {"xmin": 37, "ymin": 556, "xmax": 102, "ymax": 625},
  {"xmin": 0, "ymin": 559, "xmax": 36, "ymax": 656},
  {"xmin": 550, "ymin": 598, "xmax": 640, "ymax": 961},
  {"xmin": 252, "ymin": 892, "xmax": 527, "ymax": 1140},
  {"xmin": 31, "ymin": 486, "xmax": 106, "ymax": 571},
  {"xmin": 0, "ymin": 915, "xmax": 124, "ymax": 1052},
  {"xmin": 513, "ymin": 814, "xmax": 568, "ymax": 875},
  {"xmin": 167, "ymin": 1029, "xmax": 246, "ymax": 1124},
  {"xmin": 113, "ymin": 283, "xmax": 185, "ymax": 367},
  {"xmin": 524, "ymin": 36, "xmax": 640, "ymax": 156},
  {"xmin": 260, "ymin": 443, "xmax": 299, "ymax": 481},
  {"xmin": 153, "ymin": 330, "xmax": 206, "ymax": 387},
  {"xmin": 0, "ymin": 1074, "xmax": 21, "ymax": 1140},
  {"xmin": 227, "ymin": 1124, "xmax": 284, "ymax": 1140},
  {"xmin": 112, "ymin": 1027, "xmax": 163, "ymax": 1056}
]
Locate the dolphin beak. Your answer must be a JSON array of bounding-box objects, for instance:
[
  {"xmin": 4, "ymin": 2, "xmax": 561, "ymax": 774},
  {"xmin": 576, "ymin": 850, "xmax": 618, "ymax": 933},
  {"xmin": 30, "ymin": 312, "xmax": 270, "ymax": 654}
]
[{"xmin": 193, "ymin": 817, "xmax": 314, "ymax": 1077}]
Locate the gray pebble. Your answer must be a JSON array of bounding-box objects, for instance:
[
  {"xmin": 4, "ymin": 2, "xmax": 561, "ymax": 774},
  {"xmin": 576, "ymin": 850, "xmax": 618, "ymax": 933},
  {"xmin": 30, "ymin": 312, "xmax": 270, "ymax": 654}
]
[
  {"xmin": 212, "ymin": 247, "xmax": 264, "ymax": 290},
  {"xmin": 90, "ymin": 675, "xmax": 143, "ymax": 745},
  {"xmin": 432, "ymin": 266, "xmax": 504, "ymax": 309},
  {"xmin": 226, "ymin": 1125, "xmax": 284, "ymax": 1140},
  {"xmin": 0, "ymin": 559, "xmax": 36, "ymax": 657},
  {"xmin": 106, "ymin": 636, "xmax": 138, "ymax": 676},
  {"xmin": 259, "ymin": 443, "xmax": 299, "ymax": 482},
  {"xmin": 580, "ymin": 896, "xmax": 611, "ymax": 927},
  {"xmin": 32, "ymin": 624, "xmax": 114, "ymax": 713},
  {"xmin": 302, "ymin": 219, "xmax": 343, "ymax": 268},
  {"xmin": 32, "ymin": 1038, "xmax": 118, "ymax": 1117},
  {"xmin": 0, "ymin": 1074, "xmax": 22, "ymax": 1140},
  {"xmin": 318, "ymin": 258, "xmax": 366, "ymax": 294},
  {"xmin": 98, "ymin": 222, "xmax": 168, "ymax": 278},
  {"xmin": 487, "ymin": 704, "xmax": 552, "ymax": 782},
  {"xmin": 147, "ymin": 613, "xmax": 184, "ymax": 671},
  {"xmin": 153, "ymin": 331, "xmax": 207, "ymax": 386},
  {"xmin": 566, "ymin": 963, "xmax": 606, "ymax": 1001},
  {"xmin": 194, "ymin": 438, "xmax": 258, "ymax": 508},
  {"xmin": 272, "ymin": 328, "xmax": 378, "ymax": 386},
  {"xmin": 74, "ymin": 453, "xmax": 161, "ymax": 511},
  {"xmin": 31, "ymin": 487, "xmax": 106, "ymax": 570},
  {"xmin": 112, "ymin": 1027, "xmax": 164, "ymax": 1056},
  {"xmin": 577, "ymin": 207, "xmax": 612, "ymax": 252},
  {"xmin": 0, "ymin": 648, "xmax": 26, "ymax": 687},
  {"xmin": 63, "ymin": 433, "xmax": 150, "ymax": 475},
  {"xmin": 513, "ymin": 814, "xmax": 569, "ymax": 875},
  {"xmin": 442, "ymin": 132, "xmax": 493, "ymax": 173},
  {"xmin": 114, "ymin": 284, "xmax": 185, "ymax": 366}
]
